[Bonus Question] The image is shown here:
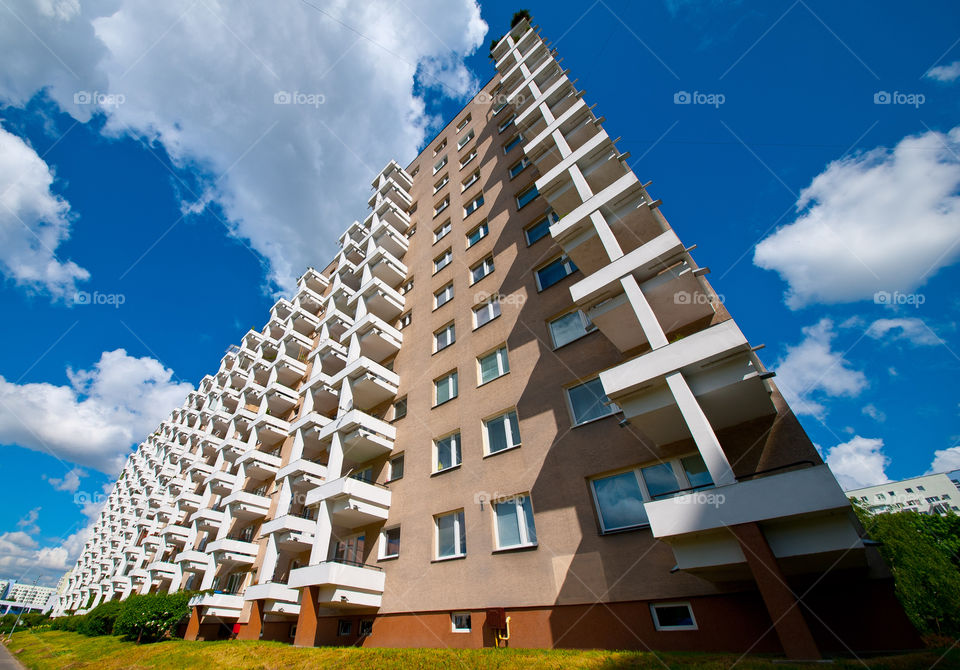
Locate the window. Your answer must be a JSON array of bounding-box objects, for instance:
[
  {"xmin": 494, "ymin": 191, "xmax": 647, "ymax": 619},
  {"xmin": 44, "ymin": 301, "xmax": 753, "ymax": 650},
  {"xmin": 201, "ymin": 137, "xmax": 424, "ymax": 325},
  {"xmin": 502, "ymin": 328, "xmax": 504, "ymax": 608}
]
[
  {"xmin": 650, "ymin": 603, "xmax": 697, "ymax": 631},
  {"xmin": 451, "ymin": 612, "xmax": 472, "ymax": 632},
  {"xmin": 410, "ymin": 165, "xmax": 420, "ymax": 177},
  {"xmin": 456, "ymin": 115, "xmax": 471, "ymax": 132},
  {"xmin": 434, "ymin": 138, "xmax": 447, "ymax": 155},
  {"xmin": 434, "ymin": 371, "xmax": 458, "ymax": 405},
  {"xmin": 434, "ymin": 322, "xmax": 455, "ymax": 352},
  {"xmin": 406, "ymin": 225, "xmax": 417, "ymax": 238},
  {"xmin": 478, "ymin": 346, "xmax": 509, "ymax": 384},
  {"xmin": 388, "ymin": 453, "xmax": 404, "ymax": 480},
  {"xmin": 464, "ymin": 193, "xmax": 484, "ymax": 217},
  {"xmin": 434, "ymin": 196, "xmax": 449, "ymax": 217},
  {"xmin": 461, "ymin": 169, "xmax": 480, "ymax": 192},
  {"xmin": 434, "ymin": 219, "xmax": 451, "ymax": 242},
  {"xmin": 918, "ymin": 485, "xmax": 926, "ymax": 491},
  {"xmin": 434, "ymin": 250, "xmax": 452, "ymax": 273},
  {"xmin": 359, "ymin": 620, "xmax": 374, "ymax": 636},
  {"xmin": 435, "ymin": 509, "xmax": 466, "ymax": 559},
  {"xmin": 549, "ymin": 310, "xmax": 596, "ymax": 348},
  {"xmin": 434, "ymin": 283, "xmax": 454, "ymax": 308},
  {"xmin": 498, "ymin": 113, "xmax": 516, "ymax": 133},
  {"xmin": 466, "ymin": 221, "xmax": 488, "ymax": 247},
  {"xmin": 516, "ymin": 183, "xmax": 539, "ymax": 209},
  {"xmin": 536, "ymin": 255, "xmax": 577, "ymax": 290},
  {"xmin": 503, "ymin": 133, "xmax": 523, "ymax": 153},
  {"xmin": 407, "ymin": 202, "xmax": 418, "ymax": 215},
  {"xmin": 398, "ymin": 312, "xmax": 412, "ymax": 330},
  {"xmin": 289, "ymin": 623, "xmax": 297, "ymax": 638},
  {"xmin": 433, "ymin": 154, "xmax": 447, "ymax": 173},
  {"xmin": 567, "ymin": 378, "xmax": 617, "ymax": 425},
  {"xmin": 459, "ymin": 148, "xmax": 478, "ymax": 169},
  {"xmin": 484, "ymin": 409, "xmax": 521, "ymax": 454},
  {"xmin": 457, "ymin": 128, "xmax": 475, "ymax": 149},
  {"xmin": 525, "ymin": 210, "xmax": 559, "ymax": 245},
  {"xmin": 509, "ymin": 157, "xmax": 530, "ymax": 179},
  {"xmin": 433, "ymin": 174, "xmax": 449, "ymax": 194},
  {"xmin": 337, "ymin": 620, "xmax": 352, "ymax": 636},
  {"xmin": 493, "ymin": 99, "xmax": 508, "ymax": 115},
  {"xmin": 494, "ymin": 494, "xmax": 537, "ymax": 549},
  {"xmin": 434, "ymin": 432, "xmax": 462, "ymax": 472},
  {"xmin": 473, "ymin": 297, "xmax": 501, "ymax": 328},
  {"xmin": 470, "ymin": 256, "xmax": 495, "ymax": 284},
  {"xmin": 905, "ymin": 488, "xmax": 914, "ymax": 493},
  {"xmin": 401, "ymin": 279, "xmax": 414, "ymax": 294},
  {"xmin": 590, "ymin": 454, "xmax": 714, "ymax": 532},
  {"xmin": 381, "ymin": 527, "xmax": 400, "ymax": 559}
]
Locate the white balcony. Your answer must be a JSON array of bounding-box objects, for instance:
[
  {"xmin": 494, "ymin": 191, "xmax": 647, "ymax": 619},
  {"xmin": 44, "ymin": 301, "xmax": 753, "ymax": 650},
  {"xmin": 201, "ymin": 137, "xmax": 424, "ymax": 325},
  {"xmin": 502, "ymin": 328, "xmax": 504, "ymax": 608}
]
[
  {"xmin": 222, "ymin": 490, "xmax": 271, "ymax": 520},
  {"xmin": 305, "ymin": 475, "xmax": 391, "ymax": 528},
  {"xmin": 252, "ymin": 411, "xmax": 291, "ymax": 444},
  {"xmin": 535, "ymin": 131, "xmax": 628, "ymax": 218},
  {"xmin": 203, "ymin": 468, "xmax": 237, "ymax": 495},
  {"xmin": 174, "ymin": 550, "xmax": 211, "ymax": 573},
  {"xmin": 331, "ymin": 357, "xmax": 399, "ymax": 411},
  {"xmin": 159, "ymin": 524, "xmax": 190, "ymax": 545},
  {"xmin": 189, "ymin": 592, "xmax": 243, "ymax": 618},
  {"xmin": 190, "ymin": 508, "xmax": 225, "ymax": 532},
  {"xmin": 364, "ymin": 247, "xmax": 407, "ymax": 289},
  {"xmin": 364, "ymin": 196, "xmax": 411, "ymax": 235},
  {"xmin": 244, "ymin": 582, "xmax": 301, "ymax": 613},
  {"xmin": 263, "ymin": 382, "xmax": 299, "ymax": 417},
  {"xmin": 340, "ymin": 313, "xmax": 402, "ymax": 363},
  {"xmin": 318, "ymin": 409, "xmax": 395, "ymax": 463},
  {"xmin": 260, "ymin": 513, "xmax": 317, "ymax": 551},
  {"xmin": 645, "ymin": 465, "xmax": 865, "ymax": 579},
  {"xmin": 236, "ymin": 448, "xmax": 281, "ymax": 478},
  {"xmin": 349, "ymin": 277, "xmax": 404, "ymax": 323},
  {"xmin": 369, "ymin": 218, "xmax": 409, "ymax": 259},
  {"xmin": 146, "ymin": 560, "xmax": 177, "ymax": 578},
  {"xmin": 276, "ymin": 457, "xmax": 327, "ymax": 487},
  {"xmin": 599, "ymin": 320, "xmax": 776, "ymax": 445},
  {"xmin": 207, "ymin": 537, "xmax": 257, "ymax": 567},
  {"xmin": 288, "ymin": 560, "xmax": 385, "ymax": 609}
]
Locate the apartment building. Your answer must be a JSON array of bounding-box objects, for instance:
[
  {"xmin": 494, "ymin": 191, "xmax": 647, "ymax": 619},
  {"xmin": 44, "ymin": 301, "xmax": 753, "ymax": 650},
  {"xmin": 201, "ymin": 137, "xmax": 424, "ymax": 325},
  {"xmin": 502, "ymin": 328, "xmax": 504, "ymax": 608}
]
[
  {"xmin": 55, "ymin": 16, "xmax": 920, "ymax": 659},
  {"xmin": 3, "ymin": 582, "xmax": 57, "ymax": 610},
  {"xmin": 847, "ymin": 472, "xmax": 960, "ymax": 516}
]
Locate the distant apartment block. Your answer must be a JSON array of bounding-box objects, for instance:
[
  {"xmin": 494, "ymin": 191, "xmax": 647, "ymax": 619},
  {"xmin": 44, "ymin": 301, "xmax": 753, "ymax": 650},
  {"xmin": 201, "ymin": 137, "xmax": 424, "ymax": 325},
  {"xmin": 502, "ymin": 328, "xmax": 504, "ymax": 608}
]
[
  {"xmin": 847, "ymin": 472, "xmax": 960, "ymax": 516},
  {"xmin": 2, "ymin": 581, "xmax": 57, "ymax": 613},
  {"xmin": 54, "ymin": 16, "xmax": 920, "ymax": 659}
]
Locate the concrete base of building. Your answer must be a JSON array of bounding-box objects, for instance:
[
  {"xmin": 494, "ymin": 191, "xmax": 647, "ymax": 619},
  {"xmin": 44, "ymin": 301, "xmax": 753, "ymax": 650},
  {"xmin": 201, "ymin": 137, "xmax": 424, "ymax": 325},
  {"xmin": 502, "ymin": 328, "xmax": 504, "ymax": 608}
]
[{"xmin": 183, "ymin": 606, "xmax": 238, "ymax": 642}]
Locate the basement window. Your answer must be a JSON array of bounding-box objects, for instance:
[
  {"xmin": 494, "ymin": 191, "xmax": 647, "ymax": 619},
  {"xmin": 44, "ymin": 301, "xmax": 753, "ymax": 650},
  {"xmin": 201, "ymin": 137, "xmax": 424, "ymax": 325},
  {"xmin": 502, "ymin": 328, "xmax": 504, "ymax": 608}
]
[
  {"xmin": 650, "ymin": 603, "xmax": 697, "ymax": 631},
  {"xmin": 451, "ymin": 612, "xmax": 472, "ymax": 632}
]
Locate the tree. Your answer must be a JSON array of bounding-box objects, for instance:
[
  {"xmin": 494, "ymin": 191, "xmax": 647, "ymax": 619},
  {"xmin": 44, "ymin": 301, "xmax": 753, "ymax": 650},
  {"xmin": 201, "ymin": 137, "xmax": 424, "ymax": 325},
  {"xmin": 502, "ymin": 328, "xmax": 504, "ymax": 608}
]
[{"xmin": 112, "ymin": 592, "xmax": 192, "ymax": 643}]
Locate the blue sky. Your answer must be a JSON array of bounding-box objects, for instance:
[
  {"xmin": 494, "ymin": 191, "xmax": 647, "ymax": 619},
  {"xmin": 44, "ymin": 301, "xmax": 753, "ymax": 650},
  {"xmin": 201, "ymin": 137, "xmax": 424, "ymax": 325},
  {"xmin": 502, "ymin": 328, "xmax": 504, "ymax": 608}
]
[{"xmin": 0, "ymin": 0, "xmax": 957, "ymax": 585}]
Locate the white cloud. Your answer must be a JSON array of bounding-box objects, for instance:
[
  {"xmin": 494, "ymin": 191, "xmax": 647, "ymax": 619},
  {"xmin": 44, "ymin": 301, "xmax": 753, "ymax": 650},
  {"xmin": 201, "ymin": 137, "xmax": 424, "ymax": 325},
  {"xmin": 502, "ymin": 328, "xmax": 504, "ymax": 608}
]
[
  {"xmin": 46, "ymin": 466, "xmax": 87, "ymax": 493},
  {"xmin": 0, "ymin": 125, "xmax": 90, "ymax": 299},
  {"xmin": 926, "ymin": 61, "xmax": 960, "ymax": 83},
  {"xmin": 929, "ymin": 445, "xmax": 960, "ymax": 474},
  {"xmin": 823, "ymin": 435, "xmax": 890, "ymax": 490},
  {"xmin": 774, "ymin": 318, "xmax": 868, "ymax": 418},
  {"xmin": 754, "ymin": 127, "xmax": 960, "ymax": 308},
  {"xmin": 0, "ymin": 0, "xmax": 487, "ymax": 294},
  {"xmin": 865, "ymin": 317, "xmax": 941, "ymax": 346},
  {"xmin": 0, "ymin": 523, "xmax": 92, "ymax": 587},
  {"xmin": 862, "ymin": 403, "xmax": 886, "ymax": 422},
  {"xmin": 16, "ymin": 507, "xmax": 41, "ymax": 535},
  {"xmin": 0, "ymin": 349, "xmax": 192, "ymax": 473}
]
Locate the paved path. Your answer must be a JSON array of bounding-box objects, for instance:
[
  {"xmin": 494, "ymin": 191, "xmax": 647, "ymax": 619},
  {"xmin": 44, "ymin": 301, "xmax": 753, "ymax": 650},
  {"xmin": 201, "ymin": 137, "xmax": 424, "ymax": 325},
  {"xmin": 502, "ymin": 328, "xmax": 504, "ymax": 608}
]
[{"xmin": 0, "ymin": 643, "xmax": 25, "ymax": 670}]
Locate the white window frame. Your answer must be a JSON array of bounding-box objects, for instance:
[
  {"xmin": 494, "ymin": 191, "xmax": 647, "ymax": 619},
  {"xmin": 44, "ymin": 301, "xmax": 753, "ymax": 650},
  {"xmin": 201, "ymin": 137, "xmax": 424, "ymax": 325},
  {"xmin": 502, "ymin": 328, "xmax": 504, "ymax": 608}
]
[
  {"xmin": 478, "ymin": 346, "xmax": 509, "ymax": 385},
  {"xmin": 473, "ymin": 297, "xmax": 501, "ymax": 328},
  {"xmin": 451, "ymin": 612, "xmax": 472, "ymax": 632},
  {"xmin": 503, "ymin": 133, "xmax": 523, "ymax": 153},
  {"xmin": 457, "ymin": 128, "xmax": 475, "ymax": 149},
  {"xmin": 566, "ymin": 378, "xmax": 618, "ymax": 426},
  {"xmin": 434, "ymin": 322, "xmax": 455, "ymax": 352},
  {"xmin": 433, "ymin": 154, "xmax": 447, "ymax": 174},
  {"xmin": 466, "ymin": 220, "xmax": 488, "ymax": 248},
  {"xmin": 470, "ymin": 256, "xmax": 495, "ymax": 284},
  {"xmin": 498, "ymin": 113, "xmax": 516, "ymax": 134},
  {"xmin": 434, "ymin": 250, "xmax": 452, "ymax": 274},
  {"xmin": 434, "ymin": 196, "xmax": 449, "ymax": 217},
  {"xmin": 483, "ymin": 409, "xmax": 521, "ymax": 455},
  {"xmin": 433, "ymin": 219, "xmax": 451, "ymax": 243},
  {"xmin": 434, "ymin": 371, "xmax": 458, "ymax": 406},
  {"xmin": 435, "ymin": 509, "xmax": 466, "ymax": 559},
  {"xmin": 548, "ymin": 310, "xmax": 596, "ymax": 348},
  {"xmin": 461, "ymin": 169, "xmax": 480, "ymax": 192},
  {"xmin": 464, "ymin": 193, "xmax": 484, "ymax": 217},
  {"xmin": 379, "ymin": 526, "xmax": 400, "ymax": 559},
  {"xmin": 535, "ymin": 254, "xmax": 576, "ymax": 290},
  {"xmin": 459, "ymin": 148, "xmax": 478, "ymax": 169},
  {"xmin": 433, "ymin": 431, "xmax": 462, "ymax": 473},
  {"xmin": 398, "ymin": 312, "xmax": 412, "ymax": 330},
  {"xmin": 493, "ymin": 494, "xmax": 537, "ymax": 550},
  {"xmin": 650, "ymin": 602, "xmax": 698, "ymax": 631},
  {"xmin": 433, "ymin": 173, "xmax": 449, "ymax": 194},
  {"xmin": 434, "ymin": 139, "xmax": 447, "ymax": 156},
  {"xmin": 524, "ymin": 212, "xmax": 556, "ymax": 245},
  {"xmin": 509, "ymin": 157, "xmax": 530, "ymax": 179},
  {"xmin": 456, "ymin": 115, "xmax": 471, "ymax": 132},
  {"xmin": 434, "ymin": 283, "xmax": 454, "ymax": 309}
]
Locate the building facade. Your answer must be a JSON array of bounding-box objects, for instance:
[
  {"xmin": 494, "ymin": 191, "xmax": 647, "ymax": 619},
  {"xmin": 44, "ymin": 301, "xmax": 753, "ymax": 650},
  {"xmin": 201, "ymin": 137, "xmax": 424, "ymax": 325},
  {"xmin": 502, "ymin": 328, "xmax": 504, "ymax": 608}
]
[
  {"xmin": 55, "ymin": 17, "xmax": 919, "ymax": 659},
  {"xmin": 847, "ymin": 472, "xmax": 960, "ymax": 515},
  {"xmin": 2, "ymin": 582, "xmax": 57, "ymax": 612}
]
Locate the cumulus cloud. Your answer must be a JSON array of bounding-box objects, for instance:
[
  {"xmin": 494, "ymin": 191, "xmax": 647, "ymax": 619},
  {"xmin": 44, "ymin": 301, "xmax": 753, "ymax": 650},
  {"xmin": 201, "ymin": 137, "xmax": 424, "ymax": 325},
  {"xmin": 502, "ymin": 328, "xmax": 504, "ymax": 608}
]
[
  {"xmin": 0, "ymin": 0, "xmax": 487, "ymax": 294},
  {"xmin": 0, "ymin": 523, "xmax": 92, "ymax": 587},
  {"xmin": 45, "ymin": 466, "xmax": 87, "ymax": 493},
  {"xmin": 925, "ymin": 61, "xmax": 960, "ymax": 83},
  {"xmin": 774, "ymin": 319, "xmax": 868, "ymax": 419},
  {"xmin": 754, "ymin": 127, "xmax": 960, "ymax": 309},
  {"xmin": 0, "ymin": 125, "xmax": 90, "ymax": 299},
  {"xmin": 16, "ymin": 507, "xmax": 41, "ymax": 535},
  {"xmin": 823, "ymin": 435, "xmax": 890, "ymax": 490},
  {"xmin": 929, "ymin": 445, "xmax": 960, "ymax": 474},
  {"xmin": 861, "ymin": 404, "xmax": 886, "ymax": 422},
  {"xmin": 0, "ymin": 349, "xmax": 192, "ymax": 473},
  {"xmin": 865, "ymin": 317, "xmax": 942, "ymax": 346}
]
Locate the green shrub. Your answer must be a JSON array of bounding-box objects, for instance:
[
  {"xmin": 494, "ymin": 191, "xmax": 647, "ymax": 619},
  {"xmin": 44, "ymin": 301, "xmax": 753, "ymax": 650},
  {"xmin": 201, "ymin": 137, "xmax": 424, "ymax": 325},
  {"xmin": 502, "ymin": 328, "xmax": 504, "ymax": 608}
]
[
  {"xmin": 78, "ymin": 600, "xmax": 122, "ymax": 636},
  {"xmin": 50, "ymin": 614, "xmax": 85, "ymax": 632},
  {"xmin": 112, "ymin": 592, "xmax": 192, "ymax": 643}
]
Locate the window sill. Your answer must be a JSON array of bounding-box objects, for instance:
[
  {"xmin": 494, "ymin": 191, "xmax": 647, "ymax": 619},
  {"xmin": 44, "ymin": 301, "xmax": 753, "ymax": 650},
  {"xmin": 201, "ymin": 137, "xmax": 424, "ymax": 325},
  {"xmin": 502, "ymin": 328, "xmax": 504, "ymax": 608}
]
[
  {"xmin": 599, "ymin": 523, "xmax": 651, "ymax": 536},
  {"xmin": 516, "ymin": 196, "xmax": 540, "ymax": 212},
  {"xmin": 483, "ymin": 443, "xmax": 521, "ymax": 459},
  {"xmin": 433, "ymin": 301, "xmax": 452, "ymax": 312},
  {"xmin": 432, "ymin": 344, "xmax": 455, "ymax": 356},
  {"xmin": 431, "ymin": 464, "xmax": 461, "ymax": 477},
  {"xmin": 571, "ymin": 412, "xmax": 618, "ymax": 429},
  {"xmin": 377, "ymin": 554, "xmax": 399, "ymax": 562},
  {"xmin": 472, "ymin": 313, "xmax": 501, "ymax": 331},
  {"xmin": 431, "ymin": 554, "xmax": 467, "ymax": 564},
  {"xmin": 493, "ymin": 543, "xmax": 538, "ymax": 555},
  {"xmin": 551, "ymin": 329, "xmax": 598, "ymax": 351},
  {"xmin": 477, "ymin": 371, "xmax": 509, "ymax": 388},
  {"xmin": 460, "ymin": 155, "xmax": 477, "ymax": 170},
  {"xmin": 432, "ymin": 397, "xmax": 457, "ymax": 409}
]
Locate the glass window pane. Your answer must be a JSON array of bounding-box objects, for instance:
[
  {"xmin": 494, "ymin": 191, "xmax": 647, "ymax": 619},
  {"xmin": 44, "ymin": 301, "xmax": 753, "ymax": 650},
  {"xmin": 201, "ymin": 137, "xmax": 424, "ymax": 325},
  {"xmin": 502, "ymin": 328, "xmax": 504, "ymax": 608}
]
[
  {"xmin": 507, "ymin": 410, "xmax": 519, "ymax": 445},
  {"xmin": 517, "ymin": 185, "xmax": 539, "ymax": 208},
  {"xmin": 569, "ymin": 378, "xmax": 612, "ymax": 424},
  {"xmin": 550, "ymin": 312, "xmax": 586, "ymax": 347},
  {"xmin": 495, "ymin": 501, "xmax": 521, "ymax": 547},
  {"xmin": 593, "ymin": 472, "xmax": 647, "ymax": 530},
  {"xmin": 521, "ymin": 495, "xmax": 536, "ymax": 544},
  {"xmin": 655, "ymin": 605, "xmax": 694, "ymax": 628},
  {"xmin": 525, "ymin": 217, "xmax": 550, "ymax": 244},
  {"xmin": 487, "ymin": 415, "xmax": 508, "ymax": 453},
  {"xmin": 437, "ymin": 514, "xmax": 455, "ymax": 556},
  {"xmin": 641, "ymin": 463, "xmax": 681, "ymax": 499},
  {"xmin": 480, "ymin": 352, "xmax": 500, "ymax": 383},
  {"xmin": 681, "ymin": 454, "xmax": 713, "ymax": 489}
]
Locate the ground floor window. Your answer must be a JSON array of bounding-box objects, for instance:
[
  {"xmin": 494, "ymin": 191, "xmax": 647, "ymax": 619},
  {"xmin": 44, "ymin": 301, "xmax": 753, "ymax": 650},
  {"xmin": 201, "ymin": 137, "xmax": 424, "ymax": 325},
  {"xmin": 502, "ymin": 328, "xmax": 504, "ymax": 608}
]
[
  {"xmin": 650, "ymin": 602, "xmax": 697, "ymax": 631},
  {"xmin": 337, "ymin": 619, "xmax": 353, "ymax": 636},
  {"xmin": 359, "ymin": 620, "xmax": 374, "ymax": 636},
  {"xmin": 451, "ymin": 611, "xmax": 472, "ymax": 632}
]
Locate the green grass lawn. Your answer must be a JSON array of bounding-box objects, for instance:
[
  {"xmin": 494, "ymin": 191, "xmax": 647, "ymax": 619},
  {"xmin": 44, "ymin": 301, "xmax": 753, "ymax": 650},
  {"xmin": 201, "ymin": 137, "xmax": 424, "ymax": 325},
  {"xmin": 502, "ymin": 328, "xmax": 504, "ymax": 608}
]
[{"xmin": 4, "ymin": 630, "xmax": 957, "ymax": 670}]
